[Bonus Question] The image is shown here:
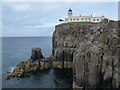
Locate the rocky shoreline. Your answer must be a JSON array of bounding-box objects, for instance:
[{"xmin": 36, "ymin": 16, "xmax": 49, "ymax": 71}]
[{"xmin": 7, "ymin": 48, "xmax": 73, "ymax": 79}]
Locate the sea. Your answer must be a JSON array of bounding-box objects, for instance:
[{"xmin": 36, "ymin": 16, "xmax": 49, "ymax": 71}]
[{"xmin": 2, "ymin": 37, "xmax": 72, "ymax": 88}]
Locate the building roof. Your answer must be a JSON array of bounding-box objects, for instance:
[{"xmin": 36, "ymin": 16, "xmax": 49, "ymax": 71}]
[
  {"xmin": 67, "ymin": 15, "xmax": 104, "ymax": 18},
  {"xmin": 68, "ymin": 8, "xmax": 72, "ymax": 12}
]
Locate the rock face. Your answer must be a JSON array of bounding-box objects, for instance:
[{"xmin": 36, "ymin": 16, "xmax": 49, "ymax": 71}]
[
  {"xmin": 52, "ymin": 20, "xmax": 120, "ymax": 88},
  {"xmin": 29, "ymin": 48, "xmax": 44, "ymax": 62}
]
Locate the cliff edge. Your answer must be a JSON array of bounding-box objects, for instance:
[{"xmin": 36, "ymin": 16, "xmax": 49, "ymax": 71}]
[{"xmin": 52, "ymin": 20, "xmax": 120, "ymax": 88}]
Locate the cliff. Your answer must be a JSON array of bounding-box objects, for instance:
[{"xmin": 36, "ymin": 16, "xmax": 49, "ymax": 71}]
[
  {"xmin": 7, "ymin": 19, "xmax": 119, "ymax": 89},
  {"xmin": 52, "ymin": 20, "xmax": 120, "ymax": 88}
]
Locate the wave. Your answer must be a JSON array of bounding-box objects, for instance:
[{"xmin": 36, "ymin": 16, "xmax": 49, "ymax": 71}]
[{"xmin": 8, "ymin": 66, "xmax": 15, "ymax": 73}]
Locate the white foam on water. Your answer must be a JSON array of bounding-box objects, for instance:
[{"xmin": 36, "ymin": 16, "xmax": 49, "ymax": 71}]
[{"xmin": 9, "ymin": 67, "xmax": 15, "ymax": 73}]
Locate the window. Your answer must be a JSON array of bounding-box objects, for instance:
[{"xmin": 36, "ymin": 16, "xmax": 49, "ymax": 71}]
[
  {"xmin": 70, "ymin": 18, "xmax": 72, "ymax": 21},
  {"xmin": 82, "ymin": 18, "xmax": 84, "ymax": 21},
  {"xmin": 77, "ymin": 18, "xmax": 79, "ymax": 21},
  {"xmin": 93, "ymin": 19, "xmax": 95, "ymax": 21},
  {"xmin": 97, "ymin": 19, "xmax": 99, "ymax": 21},
  {"xmin": 74, "ymin": 18, "xmax": 75, "ymax": 21},
  {"xmin": 85, "ymin": 18, "xmax": 87, "ymax": 21},
  {"xmin": 89, "ymin": 18, "xmax": 91, "ymax": 20}
]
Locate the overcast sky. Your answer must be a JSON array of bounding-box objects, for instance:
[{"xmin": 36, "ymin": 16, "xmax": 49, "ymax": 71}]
[{"xmin": 2, "ymin": 2, "xmax": 118, "ymax": 37}]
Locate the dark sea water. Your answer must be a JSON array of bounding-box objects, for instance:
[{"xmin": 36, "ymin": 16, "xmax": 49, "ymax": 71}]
[{"xmin": 2, "ymin": 37, "xmax": 72, "ymax": 88}]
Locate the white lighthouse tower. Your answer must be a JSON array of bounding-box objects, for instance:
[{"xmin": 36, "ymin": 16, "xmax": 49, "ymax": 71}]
[{"xmin": 68, "ymin": 8, "xmax": 72, "ymax": 17}]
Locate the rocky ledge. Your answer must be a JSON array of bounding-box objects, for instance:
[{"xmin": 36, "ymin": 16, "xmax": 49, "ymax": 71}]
[{"xmin": 7, "ymin": 48, "xmax": 73, "ymax": 79}]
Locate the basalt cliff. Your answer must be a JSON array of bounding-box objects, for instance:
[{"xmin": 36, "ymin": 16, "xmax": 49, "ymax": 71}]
[{"xmin": 52, "ymin": 19, "xmax": 120, "ymax": 89}]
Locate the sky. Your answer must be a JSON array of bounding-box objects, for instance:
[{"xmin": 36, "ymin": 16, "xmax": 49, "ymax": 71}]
[{"xmin": 1, "ymin": 2, "xmax": 118, "ymax": 37}]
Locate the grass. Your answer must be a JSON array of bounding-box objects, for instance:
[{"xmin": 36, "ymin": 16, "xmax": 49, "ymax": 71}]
[
  {"xmin": 97, "ymin": 35, "xmax": 105, "ymax": 41},
  {"xmin": 91, "ymin": 42, "xmax": 97, "ymax": 45},
  {"xmin": 68, "ymin": 22, "xmax": 99, "ymax": 25}
]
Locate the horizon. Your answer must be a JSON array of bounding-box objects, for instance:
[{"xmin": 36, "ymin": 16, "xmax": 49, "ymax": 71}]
[
  {"xmin": 1, "ymin": 36, "xmax": 52, "ymax": 37},
  {"xmin": 1, "ymin": 2, "xmax": 118, "ymax": 37}
]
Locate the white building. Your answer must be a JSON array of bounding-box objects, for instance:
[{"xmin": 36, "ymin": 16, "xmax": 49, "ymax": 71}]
[{"xmin": 65, "ymin": 8, "xmax": 106, "ymax": 23}]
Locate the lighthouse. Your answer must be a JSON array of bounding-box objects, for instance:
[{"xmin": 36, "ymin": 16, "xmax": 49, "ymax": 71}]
[
  {"xmin": 68, "ymin": 8, "xmax": 73, "ymax": 17},
  {"xmin": 65, "ymin": 8, "xmax": 106, "ymax": 23}
]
